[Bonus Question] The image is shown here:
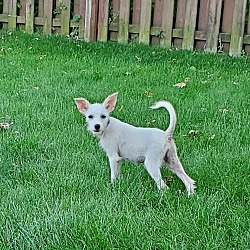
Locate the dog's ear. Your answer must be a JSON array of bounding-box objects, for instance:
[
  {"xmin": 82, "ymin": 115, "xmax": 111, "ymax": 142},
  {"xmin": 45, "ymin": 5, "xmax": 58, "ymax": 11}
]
[
  {"xmin": 74, "ymin": 98, "xmax": 90, "ymax": 115},
  {"xmin": 103, "ymin": 92, "xmax": 118, "ymax": 113}
]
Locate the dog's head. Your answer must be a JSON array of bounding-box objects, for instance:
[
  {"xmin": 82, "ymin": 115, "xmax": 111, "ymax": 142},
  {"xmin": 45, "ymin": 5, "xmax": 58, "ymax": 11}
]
[{"xmin": 74, "ymin": 93, "xmax": 118, "ymax": 137}]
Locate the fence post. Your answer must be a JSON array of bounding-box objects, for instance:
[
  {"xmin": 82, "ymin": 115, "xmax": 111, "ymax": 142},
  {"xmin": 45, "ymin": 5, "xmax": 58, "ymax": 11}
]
[
  {"xmin": 97, "ymin": 0, "xmax": 109, "ymax": 41},
  {"xmin": 61, "ymin": 0, "xmax": 71, "ymax": 35},
  {"xmin": 205, "ymin": 0, "xmax": 222, "ymax": 53},
  {"xmin": 8, "ymin": 0, "xmax": 17, "ymax": 30},
  {"xmin": 43, "ymin": 0, "xmax": 53, "ymax": 35},
  {"xmin": 229, "ymin": 0, "xmax": 247, "ymax": 56},
  {"xmin": 139, "ymin": 0, "xmax": 152, "ymax": 44},
  {"xmin": 85, "ymin": 0, "xmax": 98, "ymax": 41},
  {"xmin": 25, "ymin": 0, "xmax": 35, "ymax": 34},
  {"xmin": 182, "ymin": 0, "xmax": 198, "ymax": 50},
  {"xmin": 161, "ymin": 0, "xmax": 174, "ymax": 48},
  {"xmin": 118, "ymin": 0, "xmax": 130, "ymax": 44}
]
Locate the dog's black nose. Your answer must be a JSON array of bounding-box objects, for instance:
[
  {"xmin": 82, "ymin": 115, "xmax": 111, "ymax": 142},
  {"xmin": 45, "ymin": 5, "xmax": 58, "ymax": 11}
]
[{"xmin": 94, "ymin": 124, "xmax": 100, "ymax": 131}]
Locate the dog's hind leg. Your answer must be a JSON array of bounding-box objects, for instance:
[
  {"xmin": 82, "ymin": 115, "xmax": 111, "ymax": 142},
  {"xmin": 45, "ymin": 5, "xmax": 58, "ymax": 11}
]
[
  {"xmin": 165, "ymin": 149, "xmax": 195, "ymax": 196},
  {"xmin": 144, "ymin": 154, "xmax": 167, "ymax": 190}
]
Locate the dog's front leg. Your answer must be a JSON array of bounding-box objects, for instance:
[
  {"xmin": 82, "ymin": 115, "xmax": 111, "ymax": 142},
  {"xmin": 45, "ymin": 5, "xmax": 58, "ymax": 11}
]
[{"xmin": 108, "ymin": 155, "xmax": 122, "ymax": 183}]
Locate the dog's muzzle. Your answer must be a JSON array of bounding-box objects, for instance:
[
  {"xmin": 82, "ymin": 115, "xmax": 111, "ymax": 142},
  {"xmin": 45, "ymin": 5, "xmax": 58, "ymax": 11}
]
[{"xmin": 94, "ymin": 124, "xmax": 101, "ymax": 132}]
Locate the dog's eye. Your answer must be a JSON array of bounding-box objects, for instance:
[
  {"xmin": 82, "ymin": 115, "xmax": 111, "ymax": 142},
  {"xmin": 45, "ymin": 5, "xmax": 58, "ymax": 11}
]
[
  {"xmin": 88, "ymin": 115, "xmax": 93, "ymax": 119},
  {"xmin": 101, "ymin": 115, "xmax": 106, "ymax": 119}
]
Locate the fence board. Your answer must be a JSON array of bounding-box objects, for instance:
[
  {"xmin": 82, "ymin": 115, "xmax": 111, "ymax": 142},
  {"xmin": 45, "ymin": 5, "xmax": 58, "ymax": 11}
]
[
  {"xmin": 2, "ymin": 0, "xmax": 9, "ymax": 13},
  {"xmin": 38, "ymin": 0, "xmax": 44, "ymax": 17},
  {"xmin": 78, "ymin": 0, "xmax": 86, "ymax": 39},
  {"xmin": 118, "ymin": 0, "xmax": 130, "ymax": 43},
  {"xmin": 205, "ymin": 0, "xmax": 222, "ymax": 53},
  {"xmin": 109, "ymin": 0, "xmax": 119, "ymax": 41},
  {"xmin": 19, "ymin": 0, "xmax": 26, "ymax": 16},
  {"xmin": 2, "ymin": 0, "xmax": 9, "ymax": 29},
  {"xmin": 196, "ymin": 0, "xmax": 209, "ymax": 50},
  {"xmin": 85, "ymin": 0, "xmax": 98, "ymax": 41},
  {"xmin": 132, "ymin": 0, "xmax": 141, "ymax": 24},
  {"xmin": 174, "ymin": 0, "xmax": 186, "ymax": 47},
  {"xmin": 221, "ymin": 0, "xmax": 234, "ymax": 52},
  {"xmin": 139, "ymin": 0, "xmax": 152, "ymax": 44},
  {"xmin": 61, "ymin": 0, "xmax": 71, "ymax": 35},
  {"xmin": 245, "ymin": 4, "xmax": 250, "ymax": 54},
  {"xmin": 43, "ymin": 0, "xmax": 53, "ymax": 34},
  {"xmin": 182, "ymin": 0, "xmax": 198, "ymax": 50},
  {"xmin": 152, "ymin": 0, "xmax": 163, "ymax": 45},
  {"xmin": 229, "ymin": 0, "xmax": 247, "ymax": 56},
  {"xmin": 161, "ymin": 0, "xmax": 174, "ymax": 48},
  {"xmin": 74, "ymin": 0, "xmax": 80, "ymax": 13},
  {"xmin": 25, "ymin": 0, "xmax": 35, "ymax": 34},
  {"xmin": 131, "ymin": 0, "xmax": 141, "ymax": 42},
  {"xmin": 8, "ymin": 0, "xmax": 17, "ymax": 30},
  {"xmin": 97, "ymin": 0, "xmax": 109, "ymax": 41}
]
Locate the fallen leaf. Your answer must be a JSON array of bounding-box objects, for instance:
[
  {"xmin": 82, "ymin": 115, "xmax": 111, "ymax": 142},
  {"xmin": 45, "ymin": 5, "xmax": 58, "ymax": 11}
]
[
  {"xmin": 0, "ymin": 122, "xmax": 13, "ymax": 129},
  {"xmin": 210, "ymin": 134, "xmax": 216, "ymax": 140},
  {"xmin": 173, "ymin": 82, "xmax": 186, "ymax": 88},
  {"xmin": 145, "ymin": 91, "xmax": 153, "ymax": 97},
  {"xmin": 166, "ymin": 176, "xmax": 173, "ymax": 183},
  {"xmin": 188, "ymin": 130, "xmax": 200, "ymax": 136},
  {"xmin": 146, "ymin": 119, "xmax": 156, "ymax": 125},
  {"xmin": 39, "ymin": 55, "xmax": 46, "ymax": 60},
  {"xmin": 219, "ymin": 108, "xmax": 229, "ymax": 114},
  {"xmin": 118, "ymin": 105, "xmax": 123, "ymax": 112},
  {"xmin": 178, "ymin": 189, "xmax": 184, "ymax": 195},
  {"xmin": 135, "ymin": 55, "xmax": 141, "ymax": 61}
]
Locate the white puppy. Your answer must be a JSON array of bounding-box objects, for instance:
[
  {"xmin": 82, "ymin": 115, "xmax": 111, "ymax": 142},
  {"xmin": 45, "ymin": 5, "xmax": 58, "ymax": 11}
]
[{"xmin": 75, "ymin": 93, "xmax": 195, "ymax": 195}]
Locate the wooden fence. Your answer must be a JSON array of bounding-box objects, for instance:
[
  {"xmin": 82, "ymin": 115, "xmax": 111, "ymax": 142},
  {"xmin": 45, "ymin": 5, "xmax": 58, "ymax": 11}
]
[{"xmin": 0, "ymin": 0, "xmax": 250, "ymax": 56}]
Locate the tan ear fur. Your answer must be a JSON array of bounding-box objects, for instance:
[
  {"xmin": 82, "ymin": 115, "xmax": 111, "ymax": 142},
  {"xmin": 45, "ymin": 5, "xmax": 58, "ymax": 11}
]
[
  {"xmin": 103, "ymin": 92, "xmax": 118, "ymax": 113},
  {"xmin": 74, "ymin": 98, "xmax": 90, "ymax": 115}
]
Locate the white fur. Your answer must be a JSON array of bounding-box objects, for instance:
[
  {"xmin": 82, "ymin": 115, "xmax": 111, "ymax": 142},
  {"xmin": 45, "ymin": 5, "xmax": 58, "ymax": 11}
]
[{"xmin": 75, "ymin": 93, "xmax": 195, "ymax": 195}]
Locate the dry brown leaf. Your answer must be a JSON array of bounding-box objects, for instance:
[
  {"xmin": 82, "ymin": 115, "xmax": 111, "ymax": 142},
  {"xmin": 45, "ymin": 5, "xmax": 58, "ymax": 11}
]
[
  {"xmin": 145, "ymin": 91, "xmax": 153, "ymax": 97},
  {"xmin": 166, "ymin": 176, "xmax": 173, "ymax": 183}
]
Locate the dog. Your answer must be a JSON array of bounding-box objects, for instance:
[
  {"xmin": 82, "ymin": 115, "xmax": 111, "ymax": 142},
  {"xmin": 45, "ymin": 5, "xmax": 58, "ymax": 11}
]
[{"xmin": 74, "ymin": 93, "xmax": 195, "ymax": 195}]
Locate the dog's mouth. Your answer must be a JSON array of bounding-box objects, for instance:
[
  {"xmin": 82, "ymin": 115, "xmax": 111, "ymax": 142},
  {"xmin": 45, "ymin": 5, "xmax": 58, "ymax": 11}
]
[{"xmin": 92, "ymin": 129, "xmax": 103, "ymax": 134}]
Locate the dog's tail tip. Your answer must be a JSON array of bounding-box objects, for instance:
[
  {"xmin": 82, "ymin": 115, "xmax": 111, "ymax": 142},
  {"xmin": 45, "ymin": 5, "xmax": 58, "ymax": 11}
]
[{"xmin": 151, "ymin": 101, "xmax": 177, "ymax": 134}]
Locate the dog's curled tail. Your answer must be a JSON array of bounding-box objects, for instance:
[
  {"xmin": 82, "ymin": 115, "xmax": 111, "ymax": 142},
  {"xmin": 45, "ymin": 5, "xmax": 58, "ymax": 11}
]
[{"xmin": 150, "ymin": 101, "xmax": 177, "ymax": 134}]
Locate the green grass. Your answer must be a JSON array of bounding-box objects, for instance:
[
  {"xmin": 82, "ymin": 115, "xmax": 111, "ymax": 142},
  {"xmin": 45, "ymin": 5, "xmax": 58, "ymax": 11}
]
[{"xmin": 0, "ymin": 31, "xmax": 249, "ymax": 249}]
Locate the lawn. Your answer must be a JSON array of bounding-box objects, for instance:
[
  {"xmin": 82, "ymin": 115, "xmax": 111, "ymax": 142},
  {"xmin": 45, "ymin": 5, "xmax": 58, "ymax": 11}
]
[{"xmin": 0, "ymin": 31, "xmax": 249, "ymax": 249}]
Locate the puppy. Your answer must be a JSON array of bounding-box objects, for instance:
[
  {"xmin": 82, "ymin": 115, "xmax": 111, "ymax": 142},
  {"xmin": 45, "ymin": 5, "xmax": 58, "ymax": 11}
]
[{"xmin": 75, "ymin": 93, "xmax": 195, "ymax": 195}]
